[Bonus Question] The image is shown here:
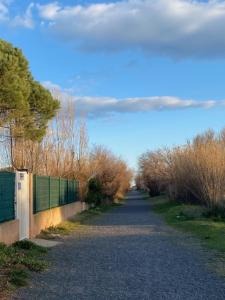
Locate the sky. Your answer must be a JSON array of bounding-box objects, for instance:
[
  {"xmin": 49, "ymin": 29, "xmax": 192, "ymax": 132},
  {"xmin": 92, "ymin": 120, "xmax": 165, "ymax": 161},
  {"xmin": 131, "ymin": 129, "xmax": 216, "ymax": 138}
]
[{"xmin": 1, "ymin": 0, "xmax": 225, "ymax": 169}]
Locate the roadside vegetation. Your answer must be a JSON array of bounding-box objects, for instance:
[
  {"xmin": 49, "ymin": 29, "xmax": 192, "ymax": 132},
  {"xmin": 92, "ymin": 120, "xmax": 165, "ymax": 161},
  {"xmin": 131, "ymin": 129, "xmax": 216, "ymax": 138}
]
[
  {"xmin": 136, "ymin": 128, "xmax": 225, "ymax": 253},
  {"xmin": 0, "ymin": 240, "xmax": 47, "ymax": 299},
  {"xmin": 149, "ymin": 195, "xmax": 225, "ymax": 253},
  {"xmin": 136, "ymin": 128, "xmax": 225, "ymax": 214}
]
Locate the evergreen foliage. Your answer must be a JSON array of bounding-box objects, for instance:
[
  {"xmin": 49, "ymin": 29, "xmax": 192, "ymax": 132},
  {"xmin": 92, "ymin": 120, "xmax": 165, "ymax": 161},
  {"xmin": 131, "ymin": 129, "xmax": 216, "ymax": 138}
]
[{"xmin": 0, "ymin": 39, "xmax": 60, "ymax": 141}]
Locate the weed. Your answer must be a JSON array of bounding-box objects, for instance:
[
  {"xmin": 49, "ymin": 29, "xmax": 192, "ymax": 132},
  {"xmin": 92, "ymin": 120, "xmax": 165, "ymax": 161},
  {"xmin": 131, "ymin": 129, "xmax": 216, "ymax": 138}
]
[{"xmin": 0, "ymin": 240, "xmax": 48, "ymax": 295}]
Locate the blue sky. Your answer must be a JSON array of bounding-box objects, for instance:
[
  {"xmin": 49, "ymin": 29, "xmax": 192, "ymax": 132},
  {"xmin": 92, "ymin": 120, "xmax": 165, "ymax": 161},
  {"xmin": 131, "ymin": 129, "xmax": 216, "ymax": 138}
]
[{"xmin": 1, "ymin": 0, "xmax": 225, "ymax": 169}]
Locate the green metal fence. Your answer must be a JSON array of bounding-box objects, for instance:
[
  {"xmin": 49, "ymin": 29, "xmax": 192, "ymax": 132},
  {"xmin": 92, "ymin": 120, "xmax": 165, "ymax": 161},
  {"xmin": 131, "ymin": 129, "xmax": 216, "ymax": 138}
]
[
  {"xmin": 33, "ymin": 175, "xmax": 79, "ymax": 214},
  {"xmin": 0, "ymin": 172, "xmax": 15, "ymax": 222}
]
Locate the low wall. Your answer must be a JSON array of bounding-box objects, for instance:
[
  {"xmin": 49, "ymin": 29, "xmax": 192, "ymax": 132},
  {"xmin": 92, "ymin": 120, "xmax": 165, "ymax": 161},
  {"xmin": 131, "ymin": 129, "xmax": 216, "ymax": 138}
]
[
  {"xmin": 0, "ymin": 219, "xmax": 19, "ymax": 245},
  {"xmin": 0, "ymin": 173, "xmax": 87, "ymax": 244},
  {"xmin": 30, "ymin": 201, "xmax": 87, "ymax": 238}
]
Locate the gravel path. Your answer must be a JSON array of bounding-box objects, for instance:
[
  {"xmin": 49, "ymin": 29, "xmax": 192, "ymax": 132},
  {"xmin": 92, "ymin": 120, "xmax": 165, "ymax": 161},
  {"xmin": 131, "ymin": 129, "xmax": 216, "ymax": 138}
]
[{"xmin": 12, "ymin": 191, "xmax": 225, "ymax": 300}]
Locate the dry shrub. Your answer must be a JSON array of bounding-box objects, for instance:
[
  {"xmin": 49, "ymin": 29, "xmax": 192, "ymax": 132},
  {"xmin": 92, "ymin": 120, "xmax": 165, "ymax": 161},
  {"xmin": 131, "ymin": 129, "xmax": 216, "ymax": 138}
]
[
  {"xmin": 137, "ymin": 129, "xmax": 225, "ymax": 210},
  {"xmin": 9, "ymin": 94, "xmax": 132, "ymax": 203},
  {"xmin": 89, "ymin": 146, "xmax": 133, "ymax": 204},
  {"xmin": 137, "ymin": 149, "xmax": 169, "ymax": 196}
]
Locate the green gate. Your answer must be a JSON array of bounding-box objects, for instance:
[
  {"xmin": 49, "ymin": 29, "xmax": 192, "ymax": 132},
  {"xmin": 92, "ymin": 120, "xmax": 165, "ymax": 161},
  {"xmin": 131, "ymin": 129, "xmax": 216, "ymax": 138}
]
[
  {"xmin": 33, "ymin": 175, "xmax": 79, "ymax": 214},
  {"xmin": 0, "ymin": 172, "xmax": 15, "ymax": 222}
]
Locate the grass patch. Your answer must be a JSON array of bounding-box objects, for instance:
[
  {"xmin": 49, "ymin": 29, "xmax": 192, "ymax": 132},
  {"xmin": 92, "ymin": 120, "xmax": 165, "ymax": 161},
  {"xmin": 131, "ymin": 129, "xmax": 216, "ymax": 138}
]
[
  {"xmin": 0, "ymin": 240, "xmax": 48, "ymax": 298},
  {"xmin": 39, "ymin": 202, "xmax": 123, "ymax": 239},
  {"xmin": 150, "ymin": 195, "xmax": 225, "ymax": 253}
]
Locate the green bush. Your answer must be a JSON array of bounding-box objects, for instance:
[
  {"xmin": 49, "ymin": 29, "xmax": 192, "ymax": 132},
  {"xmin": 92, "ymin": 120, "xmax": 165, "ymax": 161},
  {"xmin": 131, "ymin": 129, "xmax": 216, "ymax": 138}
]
[{"xmin": 86, "ymin": 178, "xmax": 103, "ymax": 206}]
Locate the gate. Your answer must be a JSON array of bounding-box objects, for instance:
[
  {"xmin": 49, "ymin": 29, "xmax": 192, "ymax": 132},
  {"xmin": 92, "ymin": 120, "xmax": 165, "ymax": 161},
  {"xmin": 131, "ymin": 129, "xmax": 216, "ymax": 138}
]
[
  {"xmin": 0, "ymin": 171, "xmax": 30, "ymax": 241},
  {"xmin": 0, "ymin": 171, "xmax": 15, "ymax": 223}
]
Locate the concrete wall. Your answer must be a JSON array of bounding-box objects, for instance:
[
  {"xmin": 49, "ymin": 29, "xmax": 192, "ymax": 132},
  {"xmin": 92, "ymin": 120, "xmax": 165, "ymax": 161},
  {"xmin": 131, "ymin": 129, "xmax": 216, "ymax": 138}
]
[
  {"xmin": 0, "ymin": 201, "xmax": 86, "ymax": 244},
  {"xmin": 30, "ymin": 201, "xmax": 85, "ymax": 238},
  {"xmin": 0, "ymin": 219, "xmax": 19, "ymax": 245}
]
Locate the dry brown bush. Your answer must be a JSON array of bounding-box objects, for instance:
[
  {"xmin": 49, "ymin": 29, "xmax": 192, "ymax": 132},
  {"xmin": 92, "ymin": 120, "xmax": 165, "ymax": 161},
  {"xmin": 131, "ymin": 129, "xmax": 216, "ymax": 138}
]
[
  {"xmin": 9, "ymin": 93, "xmax": 132, "ymax": 203},
  {"xmin": 137, "ymin": 129, "xmax": 225, "ymax": 210},
  {"xmin": 137, "ymin": 149, "xmax": 169, "ymax": 196},
  {"xmin": 89, "ymin": 146, "xmax": 133, "ymax": 203}
]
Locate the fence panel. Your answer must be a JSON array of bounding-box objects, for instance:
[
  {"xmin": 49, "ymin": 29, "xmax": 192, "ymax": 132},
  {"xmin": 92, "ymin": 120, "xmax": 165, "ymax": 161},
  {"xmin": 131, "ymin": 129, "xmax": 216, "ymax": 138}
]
[
  {"xmin": 50, "ymin": 177, "xmax": 60, "ymax": 208},
  {"xmin": 60, "ymin": 178, "xmax": 68, "ymax": 206},
  {"xmin": 68, "ymin": 180, "xmax": 75, "ymax": 203},
  {"xmin": 33, "ymin": 175, "xmax": 79, "ymax": 214},
  {"xmin": 33, "ymin": 175, "xmax": 50, "ymax": 213},
  {"xmin": 0, "ymin": 172, "xmax": 15, "ymax": 222}
]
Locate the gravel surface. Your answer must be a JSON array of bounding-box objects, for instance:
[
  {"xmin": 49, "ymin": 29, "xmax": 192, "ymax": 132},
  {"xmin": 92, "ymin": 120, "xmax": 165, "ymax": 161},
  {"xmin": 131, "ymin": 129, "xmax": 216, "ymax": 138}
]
[{"xmin": 12, "ymin": 191, "xmax": 225, "ymax": 300}]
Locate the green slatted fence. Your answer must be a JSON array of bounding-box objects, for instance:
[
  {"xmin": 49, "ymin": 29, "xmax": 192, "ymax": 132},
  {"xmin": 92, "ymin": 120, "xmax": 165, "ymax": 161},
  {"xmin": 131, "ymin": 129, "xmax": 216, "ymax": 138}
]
[
  {"xmin": 0, "ymin": 172, "xmax": 15, "ymax": 222},
  {"xmin": 33, "ymin": 175, "xmax": 79, "ymax": 214}
]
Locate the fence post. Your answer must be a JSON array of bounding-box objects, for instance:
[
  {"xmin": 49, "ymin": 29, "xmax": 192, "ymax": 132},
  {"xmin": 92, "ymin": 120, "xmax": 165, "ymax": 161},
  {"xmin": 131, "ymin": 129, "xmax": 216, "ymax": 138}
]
[
  {"xmin": 33, "ymin": 175, "xmax": 37, "ymax": 214},
  {"xmin": 77, "ymin": 181, "xmax": 80, "ymax": 201},
  {"xmin": 16, "ymin": 171, "xmax": 30, "ymax": 240},
  {"xmin": 49, "ymin": 176, "xmax": 51, "ymax": 209},
  {"xmin": 58, "ymin": 177, "xmax": 60, "ymax": 206},
  {"xmin": 66, "ymin": 179, "xmax": 68, "ymax": 204}
]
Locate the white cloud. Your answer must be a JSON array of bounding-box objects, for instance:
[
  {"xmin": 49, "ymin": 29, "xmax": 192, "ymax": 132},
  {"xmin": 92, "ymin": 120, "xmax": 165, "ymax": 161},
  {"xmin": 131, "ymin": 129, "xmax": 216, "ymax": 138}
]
[
  {"xmin": 42, "ymin": 81, "xmax": 223, "ymax": 118},
  {"xmin": 69, "ymin": 96, "xmax": 219, "ymax": 118},
  {"xmin": 0, "ymin": 0, "xmax": 10, "ymax": 21},
  {"xmin": 11, "ymin": 3, "xmax": 35, "ymax": 29},
  {"xmin": 37, "ymin": 2, "xmax": 60, "ymax": 20},
  {"xmin": 42, "ymin": 80, "xmax": 61, "ymax": 91},
  {"xmin": 37, "ymin": 0, "xmax": 225, "ymax": 58},
  {"xmin": 0, "ymin": 0, "xmax": 34, "ymax": 28}
]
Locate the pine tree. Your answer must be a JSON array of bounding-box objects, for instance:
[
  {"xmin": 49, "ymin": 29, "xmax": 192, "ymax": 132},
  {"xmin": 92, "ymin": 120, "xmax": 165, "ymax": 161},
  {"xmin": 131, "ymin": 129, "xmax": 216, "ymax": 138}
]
[{"xmin": 0, "ymin": 39, "xmax": 60, "ymax": 141}]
